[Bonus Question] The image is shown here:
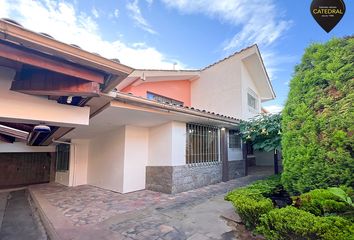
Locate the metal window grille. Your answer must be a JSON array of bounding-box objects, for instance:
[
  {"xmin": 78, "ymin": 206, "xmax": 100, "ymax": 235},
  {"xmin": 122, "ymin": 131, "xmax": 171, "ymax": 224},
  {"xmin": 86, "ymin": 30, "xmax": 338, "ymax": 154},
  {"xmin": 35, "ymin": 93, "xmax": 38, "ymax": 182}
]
[
  {"xmin": 186, "ymin": 123, "xmax": 219, "ymax": 164},
  {"xmin": 229, "ymin": 130, "xmax": 241, "ymax": 148},
  {"xmin": 56, "ymin": 144, "xmax": 70, "ymax": 171},
  {"xmin": 147, "ymin": 92, "xmax": 184, "ymax": 106}
]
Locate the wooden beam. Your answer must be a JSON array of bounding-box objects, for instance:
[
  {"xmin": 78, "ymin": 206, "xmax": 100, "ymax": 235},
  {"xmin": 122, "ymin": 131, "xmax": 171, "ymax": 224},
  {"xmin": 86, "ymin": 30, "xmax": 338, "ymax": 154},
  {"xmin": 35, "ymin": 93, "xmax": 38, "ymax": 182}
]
[
  {"xmin": 0, "ymin": 57, "xmax": 22, "ymax": 70},
  {"xmin": 0, "ymin": 122, "xmax": 33, "ymax": 132},
  {"xmin": 0, "ymin": 134, "xmax": 15, "ymax": 143},
  {"xmin": 0, "ymin": 20, "xmax": 133, "ymax": 75},
  {"xmin": 0, "ymin": 124, "xmax": 29, "ymax": 140},
  {"xmin": 0, "ymin": 42, "xmax": 105, "ymax": 84},
  {"xmin": 101, "ymin": 73, "xmax": 129, "ymax": 93},
  {"xmin": 11, "ymin": 69, "xmax": 100, "ymax": 97}
]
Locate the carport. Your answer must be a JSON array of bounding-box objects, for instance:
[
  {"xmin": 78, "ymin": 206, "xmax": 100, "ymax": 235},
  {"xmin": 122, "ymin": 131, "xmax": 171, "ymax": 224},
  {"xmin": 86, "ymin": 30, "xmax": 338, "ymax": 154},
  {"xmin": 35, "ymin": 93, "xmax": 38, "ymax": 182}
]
[{"xmin": 0, "ymin": 18, "xmax": 133, "ymax": 188}]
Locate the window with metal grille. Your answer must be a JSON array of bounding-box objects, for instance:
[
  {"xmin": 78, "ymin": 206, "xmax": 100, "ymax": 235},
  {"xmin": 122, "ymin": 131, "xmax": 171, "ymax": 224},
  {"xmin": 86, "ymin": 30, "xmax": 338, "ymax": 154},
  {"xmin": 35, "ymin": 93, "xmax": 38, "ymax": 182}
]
[
  {"xmin": 56, "ymin": 144, "xmax": 70, "ymax": 171},
  {"xmin": 186, "ymin": 123, "xmax": 219, "ymax": 164},
  {"xmin": 147, "ymin": 92, "xmax": 184, "ymax": 105},
  {"xmin": 229, "ymin": 130, "xmax": 241, "ymax": 148}
]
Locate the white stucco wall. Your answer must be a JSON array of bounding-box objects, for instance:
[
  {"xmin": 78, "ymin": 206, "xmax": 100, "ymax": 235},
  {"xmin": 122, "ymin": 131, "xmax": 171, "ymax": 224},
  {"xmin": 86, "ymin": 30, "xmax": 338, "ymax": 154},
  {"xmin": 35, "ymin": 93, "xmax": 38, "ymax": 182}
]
[
  {"xmin": 191, "ymin": 50, "xmax": 265, "ymax": 120},
  {"xmin": 71, "ymin": 139, "xmax": 89, "ymax": 186},
  {"xmin": 123, "ymin": 125, "xmax": 149, "ymax": 193},
  {"xmin": 148, "ymin": 122, "xmax": 172, "ymax": 166},
  {"xmin": 0, "ymin": 66, "xmax": 90, "ymax": 127},
  {"xmin": 0, "ymin": 142, "xmax": 55, "ymax": 152},
  {"xmin": 87, "ymin": 127, "xmax": 125, "ymax": 192},
  {"xmin": 191, "ymin": 56, "xmax": 242, "ymax": 119},
  {"xmin": 171, "ymin": 121, "xmax": 187, "ymax": 166},
  {"xmin": 241, "ymin": 63, "xmax": 262, "ymax": 120},
  {"xmin": 148, "ymin": 121, "xmax": 186, "ymax": 167}
]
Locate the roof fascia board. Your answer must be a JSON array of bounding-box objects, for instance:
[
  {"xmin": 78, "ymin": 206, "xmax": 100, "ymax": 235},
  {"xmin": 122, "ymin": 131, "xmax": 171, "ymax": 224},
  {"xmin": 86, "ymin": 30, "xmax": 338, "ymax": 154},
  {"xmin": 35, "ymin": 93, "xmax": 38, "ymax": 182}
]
[{"xmin": 0, "ymin": 20, "xmax": 134, "ymax": 76}]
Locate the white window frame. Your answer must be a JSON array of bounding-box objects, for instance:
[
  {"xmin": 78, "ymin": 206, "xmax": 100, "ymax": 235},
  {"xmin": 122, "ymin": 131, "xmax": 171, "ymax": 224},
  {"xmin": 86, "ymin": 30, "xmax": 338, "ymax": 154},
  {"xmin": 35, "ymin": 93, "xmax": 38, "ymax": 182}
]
[{"xmin": 247, "ymin": 88, "xmax": 259, "ymax": 112}]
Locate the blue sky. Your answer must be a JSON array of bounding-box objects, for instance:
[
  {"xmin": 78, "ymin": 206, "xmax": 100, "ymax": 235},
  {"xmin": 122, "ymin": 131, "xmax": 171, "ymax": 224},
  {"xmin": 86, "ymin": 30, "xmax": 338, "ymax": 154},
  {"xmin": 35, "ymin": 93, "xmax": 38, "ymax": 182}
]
[{"xmin": 1, "ymin": 0, "xmax": 353, "ymax": 112}]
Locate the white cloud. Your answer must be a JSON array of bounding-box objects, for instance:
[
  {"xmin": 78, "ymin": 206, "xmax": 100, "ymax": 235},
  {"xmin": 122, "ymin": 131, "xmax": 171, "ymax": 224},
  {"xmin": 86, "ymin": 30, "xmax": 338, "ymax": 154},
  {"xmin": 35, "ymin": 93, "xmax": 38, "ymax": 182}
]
[
  {"xmin": 126, "ymin": 0, "xmax": 157, "ymax": 34},
  {"xmin": 114, "ymin": 9, "xmax": 119, "ymax": 18},
  {"xmin": 263, "ymin": 105, "xmax": 283, "ymax": 113},
  {"xmin": 0, "ymin": 0, "xmax": 183, "ymax": 69},
  {"xmin": 91, "ymin": 6, "xmax": 99, "ymax": 18},
  {"xmin": 0, "ymin": 0, "xmax": 10, "ymax": 18},
  {"xmin": 161, "ymin": 0, "xmax": 291, "ymax": 51}
]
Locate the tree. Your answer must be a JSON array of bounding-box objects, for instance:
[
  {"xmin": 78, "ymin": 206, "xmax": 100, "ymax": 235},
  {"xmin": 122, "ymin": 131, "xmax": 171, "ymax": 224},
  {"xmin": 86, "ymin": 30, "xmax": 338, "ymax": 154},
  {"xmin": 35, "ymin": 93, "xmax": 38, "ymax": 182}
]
[
  {"xmin": 281, "ymin": 36, "xmax": 354, "ymax": 194},
  {"xmin": 240, "ymin": 113, "xmax": 282, "ymax": 174}
]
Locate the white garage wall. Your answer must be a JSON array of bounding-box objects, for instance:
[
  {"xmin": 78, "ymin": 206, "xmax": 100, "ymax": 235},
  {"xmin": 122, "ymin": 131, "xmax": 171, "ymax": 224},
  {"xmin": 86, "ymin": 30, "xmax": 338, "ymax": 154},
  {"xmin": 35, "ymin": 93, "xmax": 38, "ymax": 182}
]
[
  {"xmin": 87, "ymin": 127, "xmax": 125, "ymax": 192},
  {"xmin": 123, "ymin": 125, "xmax": 148, "ymax": 193}
]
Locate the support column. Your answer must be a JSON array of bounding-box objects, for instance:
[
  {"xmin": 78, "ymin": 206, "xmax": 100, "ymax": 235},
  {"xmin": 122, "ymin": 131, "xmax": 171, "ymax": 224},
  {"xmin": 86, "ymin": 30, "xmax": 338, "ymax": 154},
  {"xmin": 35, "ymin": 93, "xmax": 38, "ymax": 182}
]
[
  {"xmin": 221, "ymin": 128, "xmax": 229, "ymax": 182},
  {"xmin": 242, "ymin": 142, "xmax": 248, "ymax": 176}
]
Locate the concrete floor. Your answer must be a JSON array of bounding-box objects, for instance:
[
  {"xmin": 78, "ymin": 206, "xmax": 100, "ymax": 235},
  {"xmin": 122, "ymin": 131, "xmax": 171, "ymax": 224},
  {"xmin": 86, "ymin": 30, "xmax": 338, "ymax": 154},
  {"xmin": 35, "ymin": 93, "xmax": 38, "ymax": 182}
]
[{"xmin": 0, "ymin": 190, "xmax": 45, "ymax": 240}]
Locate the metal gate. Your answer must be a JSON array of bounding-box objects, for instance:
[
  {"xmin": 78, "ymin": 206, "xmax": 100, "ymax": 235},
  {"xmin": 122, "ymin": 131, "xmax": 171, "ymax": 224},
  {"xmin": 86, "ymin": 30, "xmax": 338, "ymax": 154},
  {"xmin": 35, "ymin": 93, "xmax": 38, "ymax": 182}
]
[{"xmin": 0, "ymin": 152, "xmax": 51, "ymax": 188}]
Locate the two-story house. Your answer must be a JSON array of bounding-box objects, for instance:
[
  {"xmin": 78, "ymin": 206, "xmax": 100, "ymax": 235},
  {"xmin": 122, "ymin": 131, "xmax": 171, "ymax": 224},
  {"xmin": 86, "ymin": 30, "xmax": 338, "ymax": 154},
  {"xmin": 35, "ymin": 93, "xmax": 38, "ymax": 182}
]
[{"xmin": 0, "ymin": 19, "xmax": 275, "ymax": 193}]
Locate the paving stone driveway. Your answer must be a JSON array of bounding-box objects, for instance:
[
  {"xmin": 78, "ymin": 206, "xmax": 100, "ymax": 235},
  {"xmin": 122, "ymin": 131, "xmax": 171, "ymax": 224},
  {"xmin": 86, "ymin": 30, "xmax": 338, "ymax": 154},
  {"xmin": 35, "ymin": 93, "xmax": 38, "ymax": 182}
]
[{"xmin": 29, "ymin": 168, "xmax": 272, "ymax": 240}]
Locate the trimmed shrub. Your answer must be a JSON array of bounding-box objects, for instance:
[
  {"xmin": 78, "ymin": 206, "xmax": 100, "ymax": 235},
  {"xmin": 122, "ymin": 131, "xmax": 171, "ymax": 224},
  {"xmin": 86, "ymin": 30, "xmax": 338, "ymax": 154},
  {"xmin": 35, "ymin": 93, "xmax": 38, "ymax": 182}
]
[
  {"xmin": 225, "ymin": 176, "xmax": 281, "ymax": 229},
  {"xmin": 281, "ymin": 36, "xmax": 354, "ymax": 194},
  {"xmin": 226, "ymin": 188, "xmax": 273, "ymax": 229},
  {"xmin": 293, "ymin": 187, "xmax": 354, "ymax": 216},
  {"xmin": 257, "ymin": 206, "xmax": 354, "ymax": 240},
  {"xmin": 247, "ymin": 175, "xmax": 283, "ymax": 197}
]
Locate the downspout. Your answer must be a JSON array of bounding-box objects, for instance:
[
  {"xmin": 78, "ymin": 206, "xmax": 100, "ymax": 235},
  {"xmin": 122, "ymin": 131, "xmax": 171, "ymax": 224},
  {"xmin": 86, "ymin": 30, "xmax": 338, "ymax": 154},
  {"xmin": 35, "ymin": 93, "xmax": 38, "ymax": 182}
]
[{"xmin": 52, "ymin": 139, "xmax": 77, "ymax": 187}]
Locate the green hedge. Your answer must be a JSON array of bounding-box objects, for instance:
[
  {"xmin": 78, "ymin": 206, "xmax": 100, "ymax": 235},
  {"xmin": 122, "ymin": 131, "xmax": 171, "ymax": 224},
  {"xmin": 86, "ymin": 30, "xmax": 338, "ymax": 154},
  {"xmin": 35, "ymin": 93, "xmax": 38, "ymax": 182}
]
[
  {"xmin": 294, "ymin": 187, "xmax": 354, "ymax": 216},
  {"xmin": 257, "ymin": 206, "xmax": 354, "ymax": 240},
  {"xmin": 281, "ymin": 36, "xmax": 354, "ymax": 194},
  {"xmin": 225, "ymin": 176, "xmax": 281, "ymax": 229}
]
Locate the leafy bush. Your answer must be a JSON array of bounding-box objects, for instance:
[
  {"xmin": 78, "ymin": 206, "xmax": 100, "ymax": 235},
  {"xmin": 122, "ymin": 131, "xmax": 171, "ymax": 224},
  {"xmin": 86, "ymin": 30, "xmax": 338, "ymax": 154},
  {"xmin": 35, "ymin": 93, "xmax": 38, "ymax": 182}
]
[
  {"xmin": 293, "ymin": 187, "xmax": 354, "ymax": 216},
  {"xmin": 247, "ymin": 175, "xmax": 283, "ymax": 197},
  {"xmin": 240, "ymin": 113, "xmax": 281, "ymax": 152},
  {"xmin": 226, "ymin": 188, "xmax": 273, "ymax": 229},
  {"xmin": 257, "ymin": 206, "xmax": 354, "ymax": 240},
  {"xmin": 281, "ymin": 36, "xmax": 354, "ymax": 194},
  {"xmin": 225, "ymin": 176, "xmax": 281, "ymax": 229}
]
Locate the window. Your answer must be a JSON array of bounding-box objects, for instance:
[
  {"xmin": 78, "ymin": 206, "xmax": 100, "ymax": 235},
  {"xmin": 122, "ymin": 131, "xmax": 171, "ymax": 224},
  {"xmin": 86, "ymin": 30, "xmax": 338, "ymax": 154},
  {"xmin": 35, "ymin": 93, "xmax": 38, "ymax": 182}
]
[
  {"xmin": 56, "ymin": 144, "xmax": 70, "ymax": 171},
  {"xmin": 186, "ymin": 123, "xmax": 219, "ymax": 164},
  {"xmin": 229, "ymin": 130, "xmax": 241, "ymax": 148},
  {"xmin": 147, "ymin": 92, "xmax": 184, "ymax": 105},
  {"xmin": 247, "ymin": 89, "xmax": 258, "ymax": 110}
]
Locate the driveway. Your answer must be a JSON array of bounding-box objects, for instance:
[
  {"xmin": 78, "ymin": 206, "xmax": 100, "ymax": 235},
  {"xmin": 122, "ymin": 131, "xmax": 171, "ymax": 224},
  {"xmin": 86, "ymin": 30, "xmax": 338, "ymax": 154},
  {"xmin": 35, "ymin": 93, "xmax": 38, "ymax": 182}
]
[{"xmin": 29, "ymin": 167, "xmax": 273, "ymax": 240}]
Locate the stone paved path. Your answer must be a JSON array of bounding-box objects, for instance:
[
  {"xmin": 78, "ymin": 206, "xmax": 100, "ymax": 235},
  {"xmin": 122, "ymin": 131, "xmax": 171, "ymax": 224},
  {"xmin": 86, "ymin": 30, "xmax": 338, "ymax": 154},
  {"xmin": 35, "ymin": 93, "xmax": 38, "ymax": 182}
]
[{"xmin": 29, "ymin": 168, "xmax": 273, "ymax": 240}]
